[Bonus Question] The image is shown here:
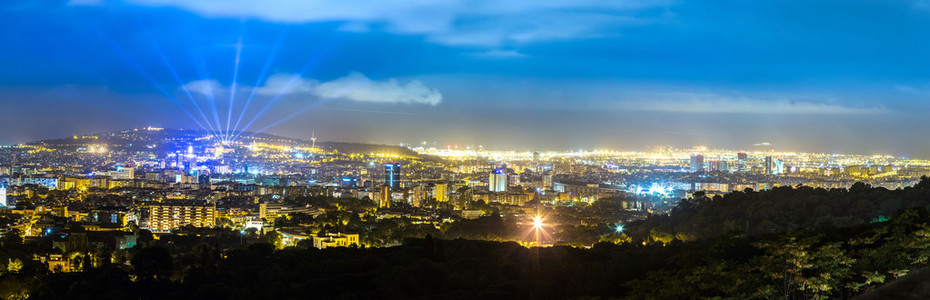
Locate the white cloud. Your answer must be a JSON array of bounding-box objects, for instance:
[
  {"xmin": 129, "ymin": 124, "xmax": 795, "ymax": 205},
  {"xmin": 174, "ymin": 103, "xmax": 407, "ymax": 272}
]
[
  {"xmin": 471, "ymin": 50, "xmax": 527, "ymax": 58},
  {"xmin": 181, "ymin": 79, "xmax": 223, "ymax": 96},
  {"xmin": 615, "ymin": 93, "xmax": 887, "ymax": 114},
  {"xmin": 253, "ymin": 74, "xmax": 317, "ymax": 96},
  {"xmin": 124, "ymin": 0, "xmax": 671, "ymax": 46},
  {"xmin": 185, "ymin": 72, "xmax": 442, "ymax": 105},
  {"xmin": 316, "ymin": 72, "xmax": 441, "ymax": 105}
]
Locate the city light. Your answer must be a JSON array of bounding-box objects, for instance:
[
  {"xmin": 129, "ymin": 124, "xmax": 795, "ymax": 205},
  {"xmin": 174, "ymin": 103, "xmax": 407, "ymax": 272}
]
[{"xmin": 4, "ymin": 2, "xmax": 930, "ymax": 297}]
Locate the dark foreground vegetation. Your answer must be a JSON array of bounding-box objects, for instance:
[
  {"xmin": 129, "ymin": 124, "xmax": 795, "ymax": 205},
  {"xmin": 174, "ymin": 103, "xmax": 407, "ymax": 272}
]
[{"xmin": 9, "ymin": 178, "xmax": 930, "ymax": 299}]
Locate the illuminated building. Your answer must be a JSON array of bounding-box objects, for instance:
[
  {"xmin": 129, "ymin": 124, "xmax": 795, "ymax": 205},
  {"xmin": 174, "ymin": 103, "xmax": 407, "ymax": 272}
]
[
  {"xmin": 384, "ymin": 162, "xmax": 401, "ymax": 189},
  {"xmin": 435, "ymin": 182, "xmax": 449, "ymax": 202},
  {"xmin": 737, "ymin": 152, "xmax": 748, "ymax": 171},
  {"xmin": 764, "ymin": 156, "xmax": 783, "ymax": 175},
  {"xmin": 690, "ymin": 154, "xmax": 705, "ymax": 172},
  {"xmin": 489, "ymin": 168, "xmax": 507, "ymax": 192},
  {"xmin": 764, "ymin": 156, "xmax": 773, "ymax": 174},
  {"xmin": 473, "ymin": 191, "xmax": 531, "ymax": 205},
  {"xmin": 0, "ymin": 185, "xmax": 5, "ymax": 206},
  {"xmin": 340, "ymin": 175, "xmax": 359, "ymax": 188},
  {"xmin": 379, "ymin": 185, "xmax": 392, "ymax": 208},
  {"xmin": 44, "ymin": 254, "xmax": 72, "ymax": 273},
  {"xmin": 147, "ymin": 204, "xmax": 216, "ymax": 233},
  {"xmin": 259, "ymin": 203, "xmax": 283, "ymax": 223},
  {"xmin": 312, "ymin": 233, "xmax": 360, "ymax": 249},
  {"xmin": 111, "ymin": 166, "xmax": 134, "ymax": 180},
  {"xmin": 11, "ymin": 177, "xmax": 59, "ymax": 189},
  {"xmin": 542, "ymin": 174, "xmax": 553, "ymax": 188}
]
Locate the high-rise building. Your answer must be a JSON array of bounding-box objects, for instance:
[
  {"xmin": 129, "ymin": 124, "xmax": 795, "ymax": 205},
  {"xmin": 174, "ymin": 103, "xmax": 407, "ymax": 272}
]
[
  {"xmin": 435, "ymin": 182, "xmax": 449, "ymax": 203},
  {"xmin": 690, "ymin": 154, "xmax": 705, "ymax": 173},
  {"xmin": 379, "ymin": 185, "xmax": 392, "ymax": 208},
  {"xmin": 762, "ymin": 156, "xmax": 786, "ymax": 175},
  {"xmin": 147, "ymin": 204, "xmax": 216, "ymax": 233},
  {"xmin": 762, "ymin": 156, "xmax": 774, "ymax": 175},
  {"xmin": 542, "ymin": 174, "xmax": 553, "ymax": 188},
  {"xmin": 0, "ymin": 185, "xmax": 6, "ymax": 207},
  {"xmin": 737, "ymin": 152, "xmax": 748, "ymax": 172},
  {"xmin": 489, "ymin": 168, "xmax": 507, "ymax": 192},
  {"xmin": 384, "ymin": 163, "xmax": 401, "ymax": 189}
]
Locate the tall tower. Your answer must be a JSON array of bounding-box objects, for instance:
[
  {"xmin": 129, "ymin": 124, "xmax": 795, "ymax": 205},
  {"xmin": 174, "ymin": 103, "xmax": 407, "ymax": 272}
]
[
  {"xmin": 690, "ymin": 154, "xmax": 705, "ymax": 173},
  {"xmin": 0, "ymin": 185, "xmax": 6, "ymax": 207},
  {"xmin": 489, "ymin": 168, "xmax": 507, "ymax": 192},
  {"xmin": 737, "ymin": 152, "xmax": 748, "ymax": 172},
  {"xmin": 310, "ymin": 131, "xmax": 317, "ymax": 151},
  {"xmin": 385, "ymin": 163, "xmax": 401, "ymax": 189},
  {"xmin": 435, "ymin": 183, "xmax": 449, "ymax": 203},
  {"xmin": 379, "ymin": 185, "xmax": 392, "ymax": 208},
  {"xmin": 764, "ymin": 156, "xmax": 774, "ymax": 175}
]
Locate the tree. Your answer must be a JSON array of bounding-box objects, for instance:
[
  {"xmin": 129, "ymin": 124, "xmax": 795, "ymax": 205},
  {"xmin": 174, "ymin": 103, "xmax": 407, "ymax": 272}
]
[
  {"xmin": 6, "ymin": 259, "xmax": 22, "ymax": 273},
  {"xmin": 130, "ymin": 246, "xmax": 173, "ymax": 281},
  {"xmin": 263, "ymin": 231, "xmax": 283, "ymax": 249}
]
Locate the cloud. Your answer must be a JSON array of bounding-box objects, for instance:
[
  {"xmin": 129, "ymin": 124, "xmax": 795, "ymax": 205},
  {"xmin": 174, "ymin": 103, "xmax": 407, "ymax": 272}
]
[
  {"xmin": 252, "ymin": 74, "xmax": 317, "ymax": 96},
  {"xmin": 181, "ymin": 79, "xmax": 223, "ymax": 96},
  {"xmin": 315, "ymin": 72, "xmax": 442, "ymax": 105},
  {"xmin": 123, "ymin": 0, "xmax": 671, "ymax": 46},
  {"xmin": 614, "ymin": 93, "xmax": 887, "ymax": 114},
  {"xmin": 471, "ymin": 49, "xmax": 527, "ymax": 58},
  {"xmin": 185, "ymin": 72, "xmax": 442, "ymax": 105}
]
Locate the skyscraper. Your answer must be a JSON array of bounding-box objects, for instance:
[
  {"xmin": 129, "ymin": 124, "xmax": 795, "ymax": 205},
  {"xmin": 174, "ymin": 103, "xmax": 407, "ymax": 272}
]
[
  {"xmin": 435, "ymin": 182, "xmax": 449, "ymax": 203},
  {"xmin": 379, "ymin": 185, "xmax": 392, "ymax": 208},
  {"xmin": 0, "ymin": 185, "xmax": 6, "ymax": 207},
  {"xmin": 737, "ymin": 152, "xmax": 748, "ymax": 172},
  {"xmin": 690, "ymin": 154, "xmax": 705, "ymax": 173},
  {"xmin": 764, "ymin": 156, "xmax": 774, "ymax": 175},
  {"xmin": 489, "ymin": 168, "xmax": 507, "ymax": 192},
  {"xmin": 385, "ymin": 163, "xmax": 401, "ymax": 189}
]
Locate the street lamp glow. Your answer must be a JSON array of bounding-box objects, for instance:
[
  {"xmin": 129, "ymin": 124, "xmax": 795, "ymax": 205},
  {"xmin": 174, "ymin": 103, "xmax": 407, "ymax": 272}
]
[
  {"xmin": 615, "ymin": 223, "xmax": 625, "ymax": 233},
  {"xmin": 533, "ymin": 216, "xmax": 543, "ymax": 229}
]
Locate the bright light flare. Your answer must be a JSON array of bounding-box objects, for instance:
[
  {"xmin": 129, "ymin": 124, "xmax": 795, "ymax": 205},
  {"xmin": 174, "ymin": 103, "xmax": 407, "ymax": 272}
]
[
  {"xmin": 615, "ymin": 223, "xmax": 625, "ymax": 233},
  {"xmin": 533, "ymin": 216, "xmax": 543, "ymax": 229}
]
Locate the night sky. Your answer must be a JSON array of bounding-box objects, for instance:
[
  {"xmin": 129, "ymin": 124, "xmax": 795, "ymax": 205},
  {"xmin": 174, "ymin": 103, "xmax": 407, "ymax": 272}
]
[{"xmin": 3, "ymin": 0, "xmax": 930, "ymax": 156}]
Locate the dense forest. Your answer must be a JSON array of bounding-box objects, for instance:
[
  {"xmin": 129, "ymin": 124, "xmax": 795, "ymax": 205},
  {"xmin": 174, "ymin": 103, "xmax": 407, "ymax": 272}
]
[
  {"xmin": 7, "ymin": 178, "xmax": 930, "ymax": 298},
  {"xmin": 624, "ymin": 180, "xmax": 930, "ymax": 243}
]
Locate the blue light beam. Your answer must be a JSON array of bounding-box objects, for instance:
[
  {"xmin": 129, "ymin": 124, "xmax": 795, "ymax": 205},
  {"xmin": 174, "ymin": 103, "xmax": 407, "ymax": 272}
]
[
  {"xmin": 226, "ymin": 36, "xmax": 244, "ymax": 142},
  {"xmin": 232, "ymin": 35, "xmax": 343, "ymax": 141},
  {"xmin": 102, "ymin": 36, "xmax": 210, "ymax": 132},
  {"xmin": 231, "ymin": 28, "xmax": 289, "ymax": 139}
]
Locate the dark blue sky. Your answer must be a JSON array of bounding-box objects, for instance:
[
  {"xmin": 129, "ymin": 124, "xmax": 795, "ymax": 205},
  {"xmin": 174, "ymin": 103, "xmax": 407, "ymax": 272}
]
[{"xmin": 3, "ymin": 0, "xmax": 930, "ymax": 156}]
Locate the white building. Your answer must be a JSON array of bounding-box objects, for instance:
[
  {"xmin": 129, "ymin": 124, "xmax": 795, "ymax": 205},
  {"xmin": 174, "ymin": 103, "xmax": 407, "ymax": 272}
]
[
  {"xmin": 312, "ymin": 233, "xmax": 360, "ymax": 249},
  {"xmin": 489, "ymin": 169, "xmax": 507, "ymax": 192}
]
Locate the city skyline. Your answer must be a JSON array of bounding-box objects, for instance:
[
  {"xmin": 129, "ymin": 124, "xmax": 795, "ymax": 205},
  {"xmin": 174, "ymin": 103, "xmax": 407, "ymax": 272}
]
[
  {"xmin": 8, "ymin": 1, "xmax": 930, "ymax": 298},
  {"xmin": 4, "ymin": 1, "xmax": 930, "ymax": 156}
]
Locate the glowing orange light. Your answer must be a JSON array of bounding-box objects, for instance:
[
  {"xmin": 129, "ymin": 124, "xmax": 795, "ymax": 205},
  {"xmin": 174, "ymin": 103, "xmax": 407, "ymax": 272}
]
[{"xmin": 533, "ymin": 216, "xmax": 543, "ymax": 229}]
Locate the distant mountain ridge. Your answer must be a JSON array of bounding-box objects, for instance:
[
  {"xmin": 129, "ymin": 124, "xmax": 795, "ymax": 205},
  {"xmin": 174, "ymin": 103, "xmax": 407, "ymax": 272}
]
[{"xmin": 27, "ymin": 128, "xmax": 419, "ymax": 156}]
